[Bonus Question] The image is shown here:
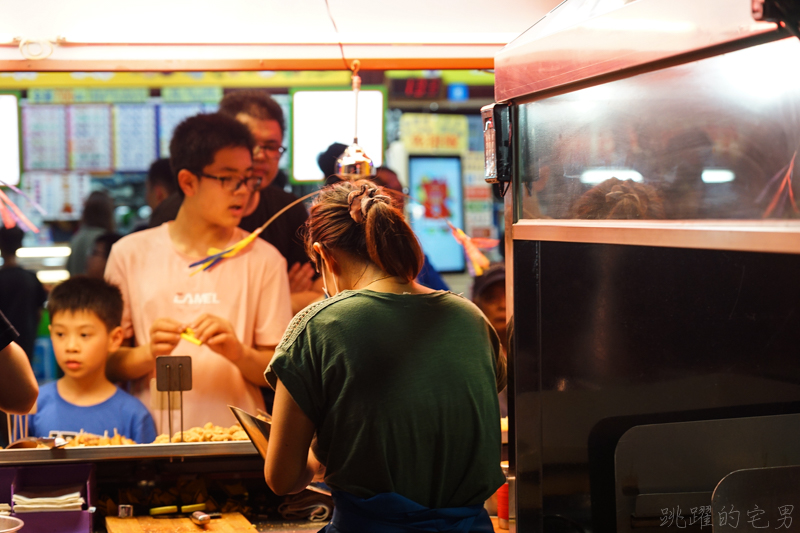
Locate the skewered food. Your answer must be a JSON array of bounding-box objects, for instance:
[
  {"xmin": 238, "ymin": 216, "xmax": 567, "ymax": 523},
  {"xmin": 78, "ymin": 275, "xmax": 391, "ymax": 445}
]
[{"xmin": 153, "ymin": 422, "xmax": 249, "ymax": 443}]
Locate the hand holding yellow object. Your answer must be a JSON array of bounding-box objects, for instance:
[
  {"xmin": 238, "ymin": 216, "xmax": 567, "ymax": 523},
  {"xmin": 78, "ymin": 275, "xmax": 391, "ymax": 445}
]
[{"xmin": 181, "ymin": 327, "xmax": 202, "ymax": 346}]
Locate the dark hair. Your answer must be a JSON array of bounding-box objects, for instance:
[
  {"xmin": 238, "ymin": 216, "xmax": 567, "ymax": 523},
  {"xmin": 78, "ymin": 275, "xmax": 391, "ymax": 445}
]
[
  {"xmin": 317, "ymin": 143, "xmax": 348, "ymax": 179},
  {"xmin": 82, "ymin": 190, "xmax": 115, "ymax": 231},
  {"xmin": 93, "ymin": 232, "xmax": 123, "ymax": 260},
  {"xmin": 169, "ymin": 113, "xmax": 255, "ymax": 195},
  {"xmin": 0, "ymin": 226, "xmax": 24, "ymax": 255},
  {"xmin": 147, "ymin": 158, "xmax": 177, "ymax": 195},
  {"xmin": 219, "ymin": 90, "xmax": 285, "ymax": 135},
  {"xmin": 48, "ymin": 276, "xmax": 123, "ymax": 332},
  {"xmin": 573, "ymin": 178, "xmax": 666, "ymax": 220},
  {"xmin": 305, "ymin": 181, "xmax": 423, "ymax": 283}
]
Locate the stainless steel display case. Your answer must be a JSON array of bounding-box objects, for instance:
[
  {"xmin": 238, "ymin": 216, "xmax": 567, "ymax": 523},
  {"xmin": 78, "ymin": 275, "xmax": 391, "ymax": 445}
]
[
  {"xmin": 492, "ymin": 1, "xmax": 800, "ymax": 533},
  {"xmin": 0, "ymin": 441, "xmax": 257, "ymax": 465}
]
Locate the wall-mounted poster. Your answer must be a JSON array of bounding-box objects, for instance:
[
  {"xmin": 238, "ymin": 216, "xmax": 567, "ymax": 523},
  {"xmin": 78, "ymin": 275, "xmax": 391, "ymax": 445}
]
[
  {"xmin": 407, "ymin": 156, "xmax": 465, "ymax": 272},
  {"xmin": 22, "ymin": 105, "xmax": 67, "ymax": 171},
  {"xmin": 68, "ymin": 105, "xmax": 112, "ymax": 171},
  {"xmin": 114, "ymin": 104, "xmax": 157, "ymax": 172}
]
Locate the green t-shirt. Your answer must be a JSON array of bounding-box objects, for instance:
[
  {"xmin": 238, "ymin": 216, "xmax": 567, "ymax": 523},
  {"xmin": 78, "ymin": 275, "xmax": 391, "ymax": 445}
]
[{"xmin": 266, "ymin": 289, "xmax": 505, "ymax": 509}]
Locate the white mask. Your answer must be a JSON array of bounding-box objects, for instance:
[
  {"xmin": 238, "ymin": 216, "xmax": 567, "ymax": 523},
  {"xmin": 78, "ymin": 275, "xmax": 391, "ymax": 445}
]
[{"xmin": 321, "ymin": 258, "xmax": 340, "ymax": 298}]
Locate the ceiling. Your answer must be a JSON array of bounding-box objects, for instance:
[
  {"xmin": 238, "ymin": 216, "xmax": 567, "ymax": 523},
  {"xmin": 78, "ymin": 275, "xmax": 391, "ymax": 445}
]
[{"xmin": 0, "ymin": 0, "xmax": 562, "ymax": 71}]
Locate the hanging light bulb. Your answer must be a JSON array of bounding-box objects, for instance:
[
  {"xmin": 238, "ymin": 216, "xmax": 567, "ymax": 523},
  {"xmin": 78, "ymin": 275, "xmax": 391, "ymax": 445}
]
[{"xmin": 335, "ymin": 59, "xmax": 374, "ymax": 179}]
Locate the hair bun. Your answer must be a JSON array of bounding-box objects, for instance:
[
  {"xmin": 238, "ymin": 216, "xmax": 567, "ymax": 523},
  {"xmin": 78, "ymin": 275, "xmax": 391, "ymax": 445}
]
[{"xmin": 347, "ymin": 184, "xmax": 391, "ymax": 223}]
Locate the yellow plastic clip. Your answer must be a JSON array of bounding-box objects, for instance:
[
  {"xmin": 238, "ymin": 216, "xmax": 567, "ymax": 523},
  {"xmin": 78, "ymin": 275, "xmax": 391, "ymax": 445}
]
[{"xmin": 181, "ymin": 327, "xmax": 202, "ymax": 346}]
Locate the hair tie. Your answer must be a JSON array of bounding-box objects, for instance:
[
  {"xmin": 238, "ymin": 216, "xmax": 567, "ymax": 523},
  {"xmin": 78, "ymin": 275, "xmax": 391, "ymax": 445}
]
[{"xmin": 347, "ymin": 184, "xmax": 391, "ymax": 223}]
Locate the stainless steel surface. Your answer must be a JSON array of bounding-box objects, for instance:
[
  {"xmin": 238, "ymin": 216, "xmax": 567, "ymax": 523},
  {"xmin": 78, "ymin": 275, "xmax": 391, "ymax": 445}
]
[
  {"xmin": 616, "ymin": 414, "xmax": 800, "ymax": 533},
  {"xmin": 255, "ymin": 521, "xmax": 328, "ymax": 532},
  {"xmin": 712, "ymin": 465, "xmax": 800, "ymax": 533},
  {"xmin": 0, "ymin": 516, "xmax": 23, "ymax": 533},
  {"xmin": 229, "ymin": 405, "xmax": 271, "ymax": 460},
  {"xmin": 117, "ymin": 504, "xmax": 133, "ymax": 518},
  {"xmin": 514, "ymin": 36, "xmax": 800, "ymax": 228},
  {"xmin": 495, "ymin": 0, "xmax": 778, "ymax": 102},
  {"xmin": 0, "ymin": 441, "xmax": 257, "ymax": 465},
  {"xmin": 512, "ymin": 220, "xmax": 800, "ymax": 254},
  {"xmin": 335, "ymin": 142, "xmax": 374, "ymax": 179}
]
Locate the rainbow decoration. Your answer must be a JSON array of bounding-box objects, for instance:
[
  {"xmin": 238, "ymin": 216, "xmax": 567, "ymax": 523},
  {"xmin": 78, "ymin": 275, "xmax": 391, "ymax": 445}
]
[
  {"xmin": 189, "ymin": 189, "xmax": 321, "ymax": 275},
  {"xmin": 446, "ymin": 220, "xmax": 498, "ymax": 276},
  {"xmin": 0, "ymin": 180, "xmax": 45, "ymax": 233}
]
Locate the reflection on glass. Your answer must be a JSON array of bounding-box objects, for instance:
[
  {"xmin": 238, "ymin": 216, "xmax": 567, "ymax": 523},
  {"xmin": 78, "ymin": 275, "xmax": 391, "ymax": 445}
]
[{"xmin": 517, "ymin": 38, "xmax": 800, "ymax": 221}]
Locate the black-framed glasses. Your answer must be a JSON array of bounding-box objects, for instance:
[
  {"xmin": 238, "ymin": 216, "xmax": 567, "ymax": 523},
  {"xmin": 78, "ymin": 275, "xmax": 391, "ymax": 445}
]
[
  {"xmin": 198, "ymin": 172, "xmax": 262, "ymax": 192},
  {"xmin": 253, "ymin": 143, "xmax": 286, "ymax": 157}
]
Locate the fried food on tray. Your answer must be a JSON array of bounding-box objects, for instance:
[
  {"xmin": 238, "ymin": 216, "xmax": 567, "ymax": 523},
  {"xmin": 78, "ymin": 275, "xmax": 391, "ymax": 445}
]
[
  {"xmin": 153, "ymin": 422, "xmax": 249, "ymax": 444},
  {"xmin": 63, "ymin": 428, "xmax": 137, "ymax": 447}
]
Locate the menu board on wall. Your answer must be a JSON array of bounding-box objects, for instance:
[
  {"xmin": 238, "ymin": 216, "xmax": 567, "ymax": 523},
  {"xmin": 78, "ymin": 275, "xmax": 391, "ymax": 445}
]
[
  {"xmin": 21, "ymin": 171, "xmax": 92, "ymax": 221},
  {"xmin": 158, "ymin": 104, "xmax": 205, "ymax": 157},
  {"xmin": 22, "ymin": 105, "xmax": 68, "ymax": 171},
  {"xmin": 113, "ymin": 104, "xmax": 157, "ymax": 172},
  {"xmin": 68, "ymin": 105, "xmax": 112, "ymax": 171}
]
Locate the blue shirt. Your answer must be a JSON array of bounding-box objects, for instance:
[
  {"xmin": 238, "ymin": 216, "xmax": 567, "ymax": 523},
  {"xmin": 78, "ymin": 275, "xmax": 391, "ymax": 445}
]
[
  {"xmin": 416, "ymin": 254, "xmax": 450, "ymax": 291},
  {"xmin": 30, "ymin": 382, "xmax": 157, "ymax": 444}
]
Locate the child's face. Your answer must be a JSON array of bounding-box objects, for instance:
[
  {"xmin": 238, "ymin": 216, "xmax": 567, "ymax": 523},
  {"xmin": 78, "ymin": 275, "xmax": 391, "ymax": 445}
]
[
  {"xmin": 476, "ymin": 282, "xmax": 507, "ymax": 338},
  {"xmin": 190, "ymin": 146, "xmax": 255, "ymax": 228},
  {"xmin": 50, "ymin": 310, "xmax": 123, "ymax": 381}
]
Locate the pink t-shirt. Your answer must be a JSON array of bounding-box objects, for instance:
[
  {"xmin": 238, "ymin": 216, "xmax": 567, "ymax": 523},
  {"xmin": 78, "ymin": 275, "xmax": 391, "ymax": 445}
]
[{"xmin": 105, "ymin": 223, "xmax": 292, "ymax": 432}]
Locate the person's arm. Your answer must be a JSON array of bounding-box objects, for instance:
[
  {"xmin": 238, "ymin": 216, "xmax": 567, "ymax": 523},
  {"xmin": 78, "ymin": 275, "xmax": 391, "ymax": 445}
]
[
  {"xmin": 0, "ymin": 341, "xmax": 38, "ymax": 415},
  {"xmin": 107, "ymin": 344, "xmax": 153, "ymax": 382},
  {"xmin": 189, "ymin": 313, "xmax": 276, "ymax": 386},
  {"xmin": 264, "ymin": 378, "xmax": 323, "ymax": 495},
  {"xmin": 107, "ymin": 318, "xmax": 184, "ymax": 382},
  {"xmin": 235, "ymin": 344, "xmax": 277, "ymax": 386}
]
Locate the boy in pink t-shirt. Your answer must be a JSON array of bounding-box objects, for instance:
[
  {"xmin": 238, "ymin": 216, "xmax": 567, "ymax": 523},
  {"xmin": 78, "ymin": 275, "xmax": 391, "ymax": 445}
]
[{"xmin": 105, "ymin": 113, "xmax": 292, "ymax": 432}]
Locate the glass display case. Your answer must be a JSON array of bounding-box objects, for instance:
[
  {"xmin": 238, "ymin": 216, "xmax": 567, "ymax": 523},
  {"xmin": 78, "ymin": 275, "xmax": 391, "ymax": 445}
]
[
  {"xmin": 492, "ymin": 2, "xmax": 800, "ymax": 533},
  {"xmin": 516, "ymin": 38, "xmax": 800, "ymax": 222}
]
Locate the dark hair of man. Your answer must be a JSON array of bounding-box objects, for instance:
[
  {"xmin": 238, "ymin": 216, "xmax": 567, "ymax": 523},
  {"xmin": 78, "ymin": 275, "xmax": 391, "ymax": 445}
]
[
  {"xmin": 147, "ymin": 158, "xmax": 177, "ymax": 195},
  {"xmin": 219, "ymin": 90, "xmax": 285, "ymax": 135},
  {"xmin": 0, "ymin": 226, "xmax": 24, "ymax": 256},
  {"xmin": 305, "ymin": 180, "xmax": 423, "ymax": 283},
  {"xmin": 48, "ymin": 276, "xmax": 123, "ymax": 332},
  {"xmin": 82, "ymin": 190, "xmax": 115, "ymax": 231},
  {"xmin": 169, "ymin": 113, "xmax": 255, "ymax": 197}
]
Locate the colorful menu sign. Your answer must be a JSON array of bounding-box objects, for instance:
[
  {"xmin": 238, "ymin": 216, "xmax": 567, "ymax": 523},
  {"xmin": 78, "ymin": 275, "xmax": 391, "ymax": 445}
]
[
  {"xmin": 68, "ymin": 105, "xmax": 112, "ymax": 171},
  {"xmin": 113, "ymin": 104, "xmax": 157, "ymax": 172},
  {"xmin": 22, "ymin": 105, "xmax": 67, "ymax": 171}
]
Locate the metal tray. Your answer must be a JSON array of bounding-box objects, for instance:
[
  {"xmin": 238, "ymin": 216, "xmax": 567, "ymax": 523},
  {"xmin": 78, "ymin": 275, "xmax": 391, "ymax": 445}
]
[{"xmin": 0, "ymin": 440, "xmax": 258, "ymax": 465}]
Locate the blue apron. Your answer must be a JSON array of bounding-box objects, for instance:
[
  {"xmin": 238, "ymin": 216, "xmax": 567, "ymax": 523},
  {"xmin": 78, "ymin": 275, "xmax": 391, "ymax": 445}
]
[{"xmin": 319, "ymin": 490, "xmax": 495, "ymax": 533}]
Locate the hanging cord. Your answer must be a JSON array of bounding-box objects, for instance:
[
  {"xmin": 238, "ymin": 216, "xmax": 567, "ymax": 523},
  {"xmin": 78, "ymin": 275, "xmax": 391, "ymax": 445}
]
[
  {"xmin": 323, "ymin": 0, "xmax": 350, "ymax": 70},
  {"xmin": 351, "ymin": 59, "xmax": 361, "ymax": 144}
]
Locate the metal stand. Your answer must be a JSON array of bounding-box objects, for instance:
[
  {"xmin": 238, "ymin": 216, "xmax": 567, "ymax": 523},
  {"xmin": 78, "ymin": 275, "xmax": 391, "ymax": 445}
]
[{"xmin": 156, "ymin": 356, "xmax": 192, "ymax": 442}]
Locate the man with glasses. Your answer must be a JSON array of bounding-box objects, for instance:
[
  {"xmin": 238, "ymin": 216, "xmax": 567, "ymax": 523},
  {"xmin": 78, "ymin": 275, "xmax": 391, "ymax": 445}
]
[
  {"xmin": 151, "ymin": 91, "xmax": 322, "ymax": 314},
  {"xmin": 105, "ymin": 113, "xmax": 293, "ymax": 430}
]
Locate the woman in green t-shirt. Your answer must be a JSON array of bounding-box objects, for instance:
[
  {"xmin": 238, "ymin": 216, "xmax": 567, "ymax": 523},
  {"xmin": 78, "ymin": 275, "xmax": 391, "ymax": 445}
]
[{"xmin": 264, "ymin": 181, "xmax": 506, "ymax": 533}]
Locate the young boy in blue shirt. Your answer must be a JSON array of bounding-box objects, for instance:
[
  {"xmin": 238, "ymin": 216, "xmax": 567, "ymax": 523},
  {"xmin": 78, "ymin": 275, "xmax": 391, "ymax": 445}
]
[{"xmin": 30, "ymin": 276, "xmax": 156, "ymax": 444}]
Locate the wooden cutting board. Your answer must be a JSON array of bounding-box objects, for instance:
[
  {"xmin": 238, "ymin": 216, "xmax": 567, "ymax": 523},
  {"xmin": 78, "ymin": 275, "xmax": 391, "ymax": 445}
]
[{"xmin": 106, "ymin": 512, "xmax": 255, "ymax": 533}]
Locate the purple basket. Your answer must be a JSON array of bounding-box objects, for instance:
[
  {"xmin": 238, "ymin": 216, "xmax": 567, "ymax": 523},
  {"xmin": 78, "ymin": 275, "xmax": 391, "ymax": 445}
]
[{"xmin": 11, "ymin": 463, "xmax": 94, "ymax": 533}]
